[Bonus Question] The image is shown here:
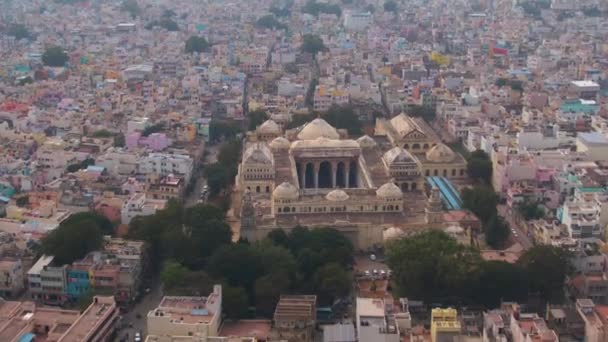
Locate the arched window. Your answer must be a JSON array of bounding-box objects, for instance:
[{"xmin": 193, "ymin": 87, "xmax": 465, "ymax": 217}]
[
  {"xmin": 443, "ymin": 169, "xmax": 448, "ymax": 177},
  {"xmin": 395, "ymin": 205, "xmax": 399, "ymax": 210},
  {"xmin": 411, "ymin": 183, "xmax": 417, "ymax": 191},
  {"xmin": 256, "ymin": 186, "xmax": 260, "ymax": 193},
  {"xmin": 423, "ymin": 144, "xmax": 429, "ymax": 149},
  {"xmin": 434, "ymin": 169, "xmax": 438, "ymax": 176},
  {"xmin": 283, "ymin": 207, "xmax": 290, "ymax": 213},
  {"xmin": 292, "ymin": 207, "xmax": 295, "ymax": 212},
  {"xmin": 403, "ymin": 144, "xmax": 409, "ymax": 150},
  {"xmin": 425, "ymin": 170, "xmax": 430, "ymax": 176},
  {"xmin": 265, "ymin": 186, "xmax": 270, "ymax": 193},
  {"xmin": 460, "ymin": 169, "xmax": 465, "ymax": 176},
  {"xmin": 278, "ymin": 208, "xmax": 282, "ymax": 213},
  {"xmin": 452, "ymin": 169, "xmax": 456, "ymax": 176},
  {"xmin": 412, "ymin": 143, "xmax": 421, "ymax": 150}
]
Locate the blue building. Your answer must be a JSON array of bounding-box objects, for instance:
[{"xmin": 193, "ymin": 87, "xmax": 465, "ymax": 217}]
[{"xmin": 66, "ymin": 267, "xmax": 90, "ymax": 300}]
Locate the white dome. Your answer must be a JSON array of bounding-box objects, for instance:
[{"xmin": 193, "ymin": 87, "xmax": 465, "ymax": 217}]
[
  {"xmin": 297, "ymin": 118, "xmax": 340, "ymax": 140},
  {"xmin": 270, "ymin": 137, "xmax": 290, "ymax": 150},
  {"xmin": 426, "ymin": 143, "xmax": 456, "ymax": 163},
  {"xmin": 325, "ymin": 189, "xmax": 349, "ymax": 201},
  {"xmin": 376, "ymin": 183, "xmax": 403, "ymax": 199},
  {"xmin": 273, "ymin": 182, "xmax": 299, "ymax": 200},
  {"xmin": 257, "ymin": 119, "xmax": 280, "ymax": 134},
  {"xmin": 243, "ymin": 144, "xmax": 272, "ymax": 164},
  {"xmin": 357, "ymin": 135, "xmax": 377, "ymax": 148},
  {"xmin": 383, "ymin": 227, "xmax": 405, "ymax": 240}
]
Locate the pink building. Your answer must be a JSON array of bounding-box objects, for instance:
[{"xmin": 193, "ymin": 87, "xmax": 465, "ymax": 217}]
[{"xmin": 126, "ymin": 132, "xmax": 170, "ymax": 151}]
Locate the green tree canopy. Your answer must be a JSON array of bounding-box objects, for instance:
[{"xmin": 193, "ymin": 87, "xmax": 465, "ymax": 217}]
[
  {"xmin": 517, "ymin": 200, "xmax": 545, "ymax": 220},
  {"xmin": 223, "ymin": 286, "xmax": 249, "ymax": 319},
  {"xmin": 408, "ymin": 105, "xmax": 436, "ymax": 123},
  {"xmin": 248, "ymin": 110, "xmax": 269, "ymax": 131},
  {"xmin": 161, "ymin": 261, "xmax": 215, "ymax": 296},
  {"xmin": 142, "ymin": 122, "xmax": 165, "ymax": 137},
  {"xmin": 42, "ymin": 46, "xmax": 69, "ymax": 67},
  {"xmin": 121, "ymin": 0, "xmax": 141, "ymax": 18},
  {"xmin": 323, "ymin": 105, "xmax": 363, "ymax": 136},
  {"xmin": 41, "ymin": 216, "xmax": 105, "ymax": 264},
  {"xmin": 518, "ymin": 245, "xmax": 572, "ymax": 303},
  {"xmin": 301, "ymin": 34, "xmax": 327, "ymax": 55},
  {"xmin": 254, "ymin": 272, "xmax": 290, "ymax": 317},
  {"xmin": 185, "ymin": 36, "xmax": 211, "ymax": 54},
  {"xmin": 485, "ymin": 214, "xmax": 510, "ymax": 249},
  {"xmin": 313, "ymin": 262, "xmax": 351, "ymax": 305},
  {"xmin": 209, "ymin": 120, "xmax": 243, "ymax": 142},
  {"xmin": 468, "ymin": 261, "xmax": 528, "ymax": 308},
  {"xmin": 462, "ymin": 185, "xmax": 498, "ymax": 223},
  {"xmin": 386, "ymin": 230, "xmax": 482, "ymax": 302},
  {"xmin": 383, "ymin": 0, "xmax": 398, "ymax": 12},
  {"xmin": 207, "ymin": 244, "xmax": 264, "ymax": 294},
  {"xmin": 467, "ymin": 149, "xmax": 492, "ymax": 184},
  {"xmin": 7, "ymin": 24, "xmax": 32, "ymax": 40},
  {"xmin": 255, "ymin": 15, "xmax": 287, "ymax": 30}
]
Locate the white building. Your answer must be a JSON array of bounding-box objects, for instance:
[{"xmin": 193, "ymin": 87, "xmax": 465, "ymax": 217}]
[
  {"xmin": 121, "ymin": 193, "xmax": 167, "ymax": 224},
  {"xmin": 96, "ymin": 149, "xmax": 139, "ymax": 177},
  {"xmin": 344, "ymin": 11, "xmax": 372, "ymax": 31},
  {"xmin": 356, "ymin": 298, "xmax": 399, "ymax": 342},
  {"xmin": 138, "ymin": 153, "xmax": 194, "ymax": 183}
]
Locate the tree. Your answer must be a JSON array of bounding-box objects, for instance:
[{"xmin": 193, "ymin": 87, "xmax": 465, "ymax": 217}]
[
  {"xmin": 185, "ymin": 36, "xmax": 210, "ymax": 54},
  {"xmin": 386, "ymin": 230, "xmax": 481, "ymax": 302},
  {"xmin": 468, "ymin": 261, "xmax": 528, "ymax": 308},
  {"xmin": 517, "ymin": 200, "xmax": 545, "ymax": 220},
  {"xmin": 301, "ymin": 34, "xmax": 327, "ymax": 55},
  {"xmin": 408, "ymin": 105, "xmax": 436, "ymax": 123},
  {"xmin": 223, "ymin": 286, "xmax": 249, "ymax": 320},
  {"xmin": 207, "ymin": 244, "xmax": 263, "ymax": 294},
  {"xmin": 518, "ymin": 245, "xmax": 572, "ymax": 303},
  {"xmin": 42, "ymin": 46, "xmax": 69, "ymax": 67},
  {"xmin": 142, "ymin": 122, "xmax": 165, "ymax": 136},
  {"xmin": 495, "ymin": 78, "xmax": 508, "ymax": 87},
  {"xmin": 313, "ymin": 262, "xmax": 351, "ymax": 305},
  {"xmin": 121, "ymin": 0, "xmax": 140, "ymax": 18},
  {"xmin": 255, "ymin": 15, "xmax": 287, "ymax": 30},
  {"xmin": 485, "ymin": 215, "xmax": 510, "ymax": 249},
  {"xmin": 383, "ymin": 0, "xmax": 397, "ymax": 12},
  {"xmin": 248, "ymin": 110, "xmax": 269, "ymax": 131},
  {"xmin": 114, "ymin": 133, "xmax": 125, "ymax": 147},
  {"xmin": 161, "ymin": 260, "xmax": 189, "ymax": 289},
  {"xmin": 40, "ymin": 218, "xmax": 104, "ymax": 265},
  {"xmin": 205, "ymin": 164, "xmax": 232, "ymax": 196},
  {"xmin": 62, "ymin": 212, "xmax": 114, "ymax": 235},
  {"xmin": 286, "ymin": 113, "xmax": 315, "ymax": 129},
  {"xmin": 467, "ymin": 150, "xmax": 492, "ymax": 184},
  {"xmin": 302, "ymin": 1, "xmax": 341, "ymax": 17},
  {"xmin": 7, "ymin": 24, "xmax": 32, "ymax": 40},
  {"xmin": 255, "ymin": 272, "xmax": 290, "ymax": 316},
  {"xmin": 323, "ymin": 105, "xmax": 363, "ymax": 136},
  {"xmin": 209, "ymin": 120, "xmax": 242, "ymax": 142},
  {"xmin": 462, "ymin": 185, "xmax": 498, "ymax": 223},
  {"xmin": 91, "ymin": 129, "xmax": 113, "ymax": 138},
  {"xmin": 254, "ymin": 242, "xmax": 297, "ymax": 278},
  {"xmin": 267, "ymin": 228, "xmax": 289, "ymax": 247}
]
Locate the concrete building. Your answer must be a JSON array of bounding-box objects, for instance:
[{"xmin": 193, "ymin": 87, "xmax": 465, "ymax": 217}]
[
  {"xmin": 343, "ymin": 11, "xmax": 372, "ymax": 31},
  {"xmin": 139, "ymin": 153, "xmax": 194, "ymax": 183},
  {"xmin": 146, "ymin": 286, "xmax": 222, "ymax": 341},
  {"xmin": 0, "ymin": 295, "xmax": 118, "ymax": 342},
  {"xmin": 273, "ymin": 295, "xmax": 317, "ymax": 342},
  {"xmin": 430, "ymin": 308, "xmax": 460, "ymax": 342},
  {"xmin": 577, "ymin": 133, "xmax": 608, "ymax": 162},
  {"xmin": 0, "ymin": 258, "xmax": 24, "ymax": 298},
  {"xmin": 356, "ymin": 297, "xmax": 399, "ymax": 342}
]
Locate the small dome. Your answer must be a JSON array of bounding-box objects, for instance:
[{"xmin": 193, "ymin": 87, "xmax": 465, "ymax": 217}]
[
  {"xmin": 445, "ymin": 225, "xmax": 465, "ymax": 235},
  {"xmin": 426, "ymin": 143, "xmax": 456, "ymax": 163},
  {"xmin": 270, "ymin": 137, "xmax": 290, "ymax": 150},
  {"xmin": 273, "ymin": 182, "xmax": 299, "ymax": 200},
  {"xmin": 357, "ymin": 135, "xmax": 377, "ymax": 148},
  {"xmin": 383, "ymin": 227, "xmax": 405, "ymax": 241},
  {"xmin": 326, "ymin": 189, "xmax": 349, "ymax": 201},
  {"xmin": 297, "ymin": 118, "xmax": 340, "ymax": 140},
  {"xmin": 243, "ymin": 144, "xmax": 272, "ymax": 164},
  {"xmin": 257, "ymin": 119, "xmax": 280, "ymax": 134},
  {"xmin": 376, "ymin": 183, "xmax": 403, "ymax": 199},
  {"xmin": 383, "ymin": 146, "xmax": 416, "ymax": 166}
]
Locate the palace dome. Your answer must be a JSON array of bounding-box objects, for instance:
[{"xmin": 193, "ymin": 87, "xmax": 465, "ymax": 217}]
[
  {"xmin": 376, "ymin": 182, "xmax": 403, "ymax": 199},
  {"xmin": 383, "ymin": 226, "xmax": 405, "ymax": 241},
  {"xmin": 273, "ymin": 182, "xmax": 299, "ymax": 200},
  {"xmin": 326, "ymin": 189, "xmax": 350, "ymax": 202},
  {"xmin": 297, "ymin": 118, "xmax": 340, "ymax": 140},
  {"xmin": 356, "ymin": 135, "xmax": 377, "ymax": 148},
  {"xmin": 257, "ymin": 119, "xmax": 280, "ymax": 134},
  {"xmin": 383, "ymin": 146, "xmax": 416, "ymax": 166},
  {"xmin": 426, "ymin": 143, "xmax": 456, "ymax": 163},
  {"xmin": 270, "ymin": 137, "xmax": 290, "ymax": 150}
]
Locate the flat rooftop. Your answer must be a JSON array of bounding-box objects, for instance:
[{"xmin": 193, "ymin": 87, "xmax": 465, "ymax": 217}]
[
  {"xmin": 58, "ymin": 296, "xmax": 116, "ymax": 342},
  {"xmin": 220, "ymin": 320, "xmax": 272, "ymax": 340},
  {"xmin": 274, "ymin": 295, "xmax": 317, "ymax": 321}
]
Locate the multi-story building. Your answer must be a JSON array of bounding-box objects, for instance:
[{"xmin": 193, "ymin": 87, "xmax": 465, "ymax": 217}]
[
  {"xmin": 430, "ymin": 308, "xmax": 461, "ymax": 342},
  {"xmin": 0, "ymin": 258, "xmax": 24, "ymax": 298},
  {"xmin": 139, "ymin": 153, "xmax": 194, "ymax": 183},
  {"xmin": 576, "ymin": 299, "xmax": 608, "ymax": 342},
  {"xmin": 273, "ymin": 295, "xmax": 317, "ymax": 342},
  {"xmin": 146, "ymin": 174, "xmax": 185, "ymax": 201},
  {"xmin": 0, "ymin": 295, "xmax": 118, "ymax": 342},
  {"xmin": 356, "ymin": 297, "xmax": 400, "ymax": 342},
  {"xmin": 343, "ymin": 11, "xmax": 372, "ymax": 31},
  {"xmin": 121, "ymin": 193, "xmax": 167, "ymax": 224},
  {"xmin": 146, "ymin": 286, "xmax": 223, "ymax": 341}
]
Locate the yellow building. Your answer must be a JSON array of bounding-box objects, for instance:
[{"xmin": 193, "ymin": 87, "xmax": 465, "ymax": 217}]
[{"xmin": 431, "ymin": 308, "xmax": 461, "ymax": 342}]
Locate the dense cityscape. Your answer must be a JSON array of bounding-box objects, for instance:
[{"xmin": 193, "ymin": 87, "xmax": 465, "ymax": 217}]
[{"xmin": 1, "ymin": 0, "xmax": 608, "ymax": 341}]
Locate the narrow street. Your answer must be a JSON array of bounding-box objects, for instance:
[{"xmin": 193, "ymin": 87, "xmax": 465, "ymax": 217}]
[
  {"xmin": 184, "ymin": 144, "xmax": 220, "ymax": 207},
  {"xmin": 498, "ymin": 205, "xmax": 533, "ymax": 250},
  {"xmin": 117, "ymin": 280, "xmax": 163, "ymax": 341}
]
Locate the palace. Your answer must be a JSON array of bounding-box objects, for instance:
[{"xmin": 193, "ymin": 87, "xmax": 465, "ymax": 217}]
[{"xmin": 235, "ymin": 114, "xmax": 467, "ymax": 248}]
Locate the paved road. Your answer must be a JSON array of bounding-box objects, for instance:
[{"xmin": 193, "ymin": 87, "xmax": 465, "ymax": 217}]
[
  {"xmin": 117, "ymin": 281, "xmax": 163, "ymax": 342},
  {"xmin": 184, "ymin": 145, "xmax": 220, "ymax": 207},
  {"xmin": 498, "ymin": 205, "xmax": 533, "ymax": 249}
]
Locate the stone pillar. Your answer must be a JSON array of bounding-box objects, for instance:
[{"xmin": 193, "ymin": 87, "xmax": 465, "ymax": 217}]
[
  {"xmin": 345, "ymin": 162, "xmax": 350, "ymax": 188},
  {"xmin": 314, "ymin": 162, "xmax": 320, "ymax": 189},
  {"xmin": 331, "ymin": 161, "xmax": 337, "ymax": 188},
  {"xmin": 300, "ymin": 165, "xmax": 306, "ymax": 189}
]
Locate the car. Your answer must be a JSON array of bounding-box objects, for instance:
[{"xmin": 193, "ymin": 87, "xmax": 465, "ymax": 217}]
[
  {"xmin": 364, "ymin": 270, "xmax": 371, "ymax": 277},
  {"xmin": 372, "ymin": 269, "xmax": 379, "ymax": 275},
  {"xmin": 380, "ymin": 270, "xmax": 387, "ymax": 276},
  {"xmin": 134, "ymin": 332, "xmax": 142, "ymax": 342},
  {"xmin": 370, "ymin": 254, "xmax": 377, "ymax": 261}
]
